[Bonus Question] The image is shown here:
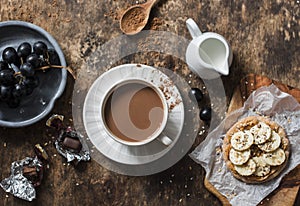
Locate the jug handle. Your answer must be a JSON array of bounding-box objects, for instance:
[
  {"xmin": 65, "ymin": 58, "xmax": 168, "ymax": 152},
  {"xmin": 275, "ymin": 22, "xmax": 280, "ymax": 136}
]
[{"xmin": 186, "ymin": 18, "xmax": 202, "ymax": 39}]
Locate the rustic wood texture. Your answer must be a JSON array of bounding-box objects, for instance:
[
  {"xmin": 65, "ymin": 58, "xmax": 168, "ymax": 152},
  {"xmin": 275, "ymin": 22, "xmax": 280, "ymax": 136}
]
[
  {"xmin": 205, "ymin": 74, "xmax": 300, "ymax": 206},
  {"xmin": 0, "ymin": 0, "xmax": 299, "ymax": 206}
]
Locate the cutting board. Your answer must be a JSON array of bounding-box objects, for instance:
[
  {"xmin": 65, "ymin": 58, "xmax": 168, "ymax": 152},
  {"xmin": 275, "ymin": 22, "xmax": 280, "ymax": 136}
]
[{"xmin": 204, "ymin": 74, "xmax": 300, "ymax": 206}]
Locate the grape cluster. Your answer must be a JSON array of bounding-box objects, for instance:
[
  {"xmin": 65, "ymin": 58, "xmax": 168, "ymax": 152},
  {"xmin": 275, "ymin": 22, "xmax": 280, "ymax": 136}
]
[{"xmin": 0, "ymin": 41, "xmax": 60, "ymax": 108}]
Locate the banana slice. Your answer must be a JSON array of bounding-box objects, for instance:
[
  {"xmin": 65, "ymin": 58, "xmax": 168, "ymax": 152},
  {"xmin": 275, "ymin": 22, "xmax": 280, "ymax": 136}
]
[
  {"xmin": 234, "ymin": 159, "xmax": 256, "ymax": 176},
  {"xmin": 258, "ymin": 131, "xmax": 281, "ymax": 152},
  {"xmin": 252, "ymin": 156, "xmax": 271, "ymax": 177},
  {"xmin": 250, "ymin": 122, "xmax": 272, "ymax": 144},
  {"xmin": 229, "ymin": 148, "xmax": 251, "ymax": 165},
  {"xmin": 263, "ymin": 148, "xmax": 286, "ymax": 166},
  {"xmin": 230, "ymin": 131, "xmax": 254, "ymax": 151}
]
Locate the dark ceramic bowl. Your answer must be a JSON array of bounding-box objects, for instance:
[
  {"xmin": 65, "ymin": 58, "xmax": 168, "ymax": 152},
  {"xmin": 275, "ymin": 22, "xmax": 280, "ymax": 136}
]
[{"xmin": 0, "ymin": 21, "xmax": 67, "ymax": 127}]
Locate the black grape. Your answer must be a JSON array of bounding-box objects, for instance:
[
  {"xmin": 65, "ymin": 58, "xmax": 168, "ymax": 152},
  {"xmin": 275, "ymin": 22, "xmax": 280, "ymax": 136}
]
[
  {"xmin": 48, "ymin": 48, "xmax": 60, "ymax": 65},
  {"xmin": 17, "ymin": 42, "xmax": 32, "ymax": 59},
  {"xmin": 2, "ymin": 47, "xmax": 20, "ymax": 66},
  {"xmin": 12, "ymin": 83, "xmax": 26, "ymax": 98},
  {"xmin": 0, "ymin": 69, "xmax": 14, "ymax": 86},
  {"xmin": 0, "ymin": 85, "xmax": 12, "ymax": 101},
  {"xmin": 26, "ymin": 53, "xmax": 41, "ymax": 68},
  {"xmin": 20, "ymin": 62, "xmax": 35, "ymax": 77},
  {"xmin": 33, "ymin": 41, "xmax": 48, "ymax": 56},
  {"xmin": 189, "ymin": 88, "xmax": 204, "ymax": 102},
  {"xmin": 200, "ymin": 107, "xmax": 212, "ymax": 122}
]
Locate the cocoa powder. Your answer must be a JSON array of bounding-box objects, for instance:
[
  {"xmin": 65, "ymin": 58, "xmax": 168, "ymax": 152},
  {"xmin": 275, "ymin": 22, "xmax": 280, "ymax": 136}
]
[{"xmin": 121, "ymin": 7, "xmax": 146, "ymax": 34}]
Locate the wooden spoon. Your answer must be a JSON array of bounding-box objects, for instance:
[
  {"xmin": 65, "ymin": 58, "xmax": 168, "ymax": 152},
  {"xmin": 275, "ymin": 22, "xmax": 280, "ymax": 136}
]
[{"xmin": 120, "ymin": 0, "xmax": 159, "ymax": 35}]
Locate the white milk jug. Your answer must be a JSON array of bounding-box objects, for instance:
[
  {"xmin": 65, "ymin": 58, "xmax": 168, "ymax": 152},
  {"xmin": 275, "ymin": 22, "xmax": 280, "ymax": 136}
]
[{"xmin": 185, "ymin": 18, "xmax": 233, "ymax": 79}]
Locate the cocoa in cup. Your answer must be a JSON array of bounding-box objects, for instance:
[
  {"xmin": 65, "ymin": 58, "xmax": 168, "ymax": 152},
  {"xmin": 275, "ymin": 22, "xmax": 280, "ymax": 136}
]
[{"xmin": 101, "ymin": 79, "xmax": 172, "ymax": 146}]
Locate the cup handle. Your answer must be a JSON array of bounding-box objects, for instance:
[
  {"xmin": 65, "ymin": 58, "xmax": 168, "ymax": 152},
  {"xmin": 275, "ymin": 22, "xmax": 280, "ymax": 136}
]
[
  {"xmin": 186, "ymin": 18, "xmax": 202, "ymax": 39},
  {"xmin": 157, "ymin": 133, "xmax": 172, "ymax": 146}
]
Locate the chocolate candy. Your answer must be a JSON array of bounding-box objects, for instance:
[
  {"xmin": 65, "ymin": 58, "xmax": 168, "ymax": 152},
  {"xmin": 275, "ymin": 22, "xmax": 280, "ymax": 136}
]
[
  {"xmin": 22, "ymin": 166, "xmax": 39, "ymax": 185},
  {"xmin": 46, "ymin": 114, "xmax": 90, "ymax": 164},
  {"xmin": 63, "ymin": 136, "xmax": 82, "ymax": 152},
  {"xmin": 23, "ymin": 166, "xmax": 37, "ymax": 176}
]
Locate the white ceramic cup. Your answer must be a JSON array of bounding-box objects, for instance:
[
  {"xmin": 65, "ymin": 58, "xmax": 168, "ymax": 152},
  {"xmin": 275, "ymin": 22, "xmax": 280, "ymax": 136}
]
[
  {"xmin": 100, "ymin": 78, "xmax": 172, "ymax": 146},
  {"xmin": 185, "ymin": 18, "xmax": 233, "ymax": 79}
]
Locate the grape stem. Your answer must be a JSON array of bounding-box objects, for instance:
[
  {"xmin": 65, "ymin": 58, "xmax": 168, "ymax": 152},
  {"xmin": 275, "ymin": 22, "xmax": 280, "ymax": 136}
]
[
  {"xmin": 13, "ymin": 72, "xmax": 26, "ymax": 84},
  {"xmin": 37, "ymin": 65, "xmax": 77, "ymax": 79},
  {"xmin": 14, "ymin": 71, "xmax": 22, "ymax": 76}
]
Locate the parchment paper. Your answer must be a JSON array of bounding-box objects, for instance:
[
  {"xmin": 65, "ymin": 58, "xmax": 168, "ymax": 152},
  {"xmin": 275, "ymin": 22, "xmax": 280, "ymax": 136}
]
[{"xmin": 190, "ymin": 84, "xmax": 300, "ymax": 206}]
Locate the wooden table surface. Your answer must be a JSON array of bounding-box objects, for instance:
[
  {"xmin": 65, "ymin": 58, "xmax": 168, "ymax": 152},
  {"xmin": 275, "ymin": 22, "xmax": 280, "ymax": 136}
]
[{"xmin": 0, "ymin": 0, "xmax": 299, "ymax": 205}]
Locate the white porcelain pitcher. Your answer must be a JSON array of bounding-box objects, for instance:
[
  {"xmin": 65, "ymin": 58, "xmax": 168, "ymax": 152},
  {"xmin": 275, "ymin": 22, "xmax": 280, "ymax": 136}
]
[{"xmin": 185, "ymin": 18, "xmax": 233, "ymax": 79}]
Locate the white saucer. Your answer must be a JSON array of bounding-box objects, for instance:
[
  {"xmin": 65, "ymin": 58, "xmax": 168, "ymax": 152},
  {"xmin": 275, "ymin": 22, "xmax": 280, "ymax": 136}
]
[{"xmin": 83, "ymin": 64, "xmax": 184, "ymax": 165}]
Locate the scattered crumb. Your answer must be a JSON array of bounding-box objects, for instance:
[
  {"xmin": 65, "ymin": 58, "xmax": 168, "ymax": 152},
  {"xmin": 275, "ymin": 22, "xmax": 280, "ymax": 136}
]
[{"xmin": 150, "ymin": 17, "xmax": 163, "ymax": 30}]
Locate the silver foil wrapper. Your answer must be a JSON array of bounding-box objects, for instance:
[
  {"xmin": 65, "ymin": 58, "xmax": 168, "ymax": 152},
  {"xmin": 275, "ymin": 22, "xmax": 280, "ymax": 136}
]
[
  {"xmin": 55, "ymin": 128, "xmax": 91, "ymax": 164},
  {"xmin": 46, "ymin": 114, "xmax": 90, "ymax": 164},
  {"xmin": 0, "ymin": 156, "xmax": 42, "ymax": 201}
]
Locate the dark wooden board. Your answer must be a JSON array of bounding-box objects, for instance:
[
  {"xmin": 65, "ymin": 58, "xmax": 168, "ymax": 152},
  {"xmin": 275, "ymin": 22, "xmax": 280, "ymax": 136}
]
[{"xmin": 204, "ymin": 74, "xmax": 300, "ymax": 206}]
